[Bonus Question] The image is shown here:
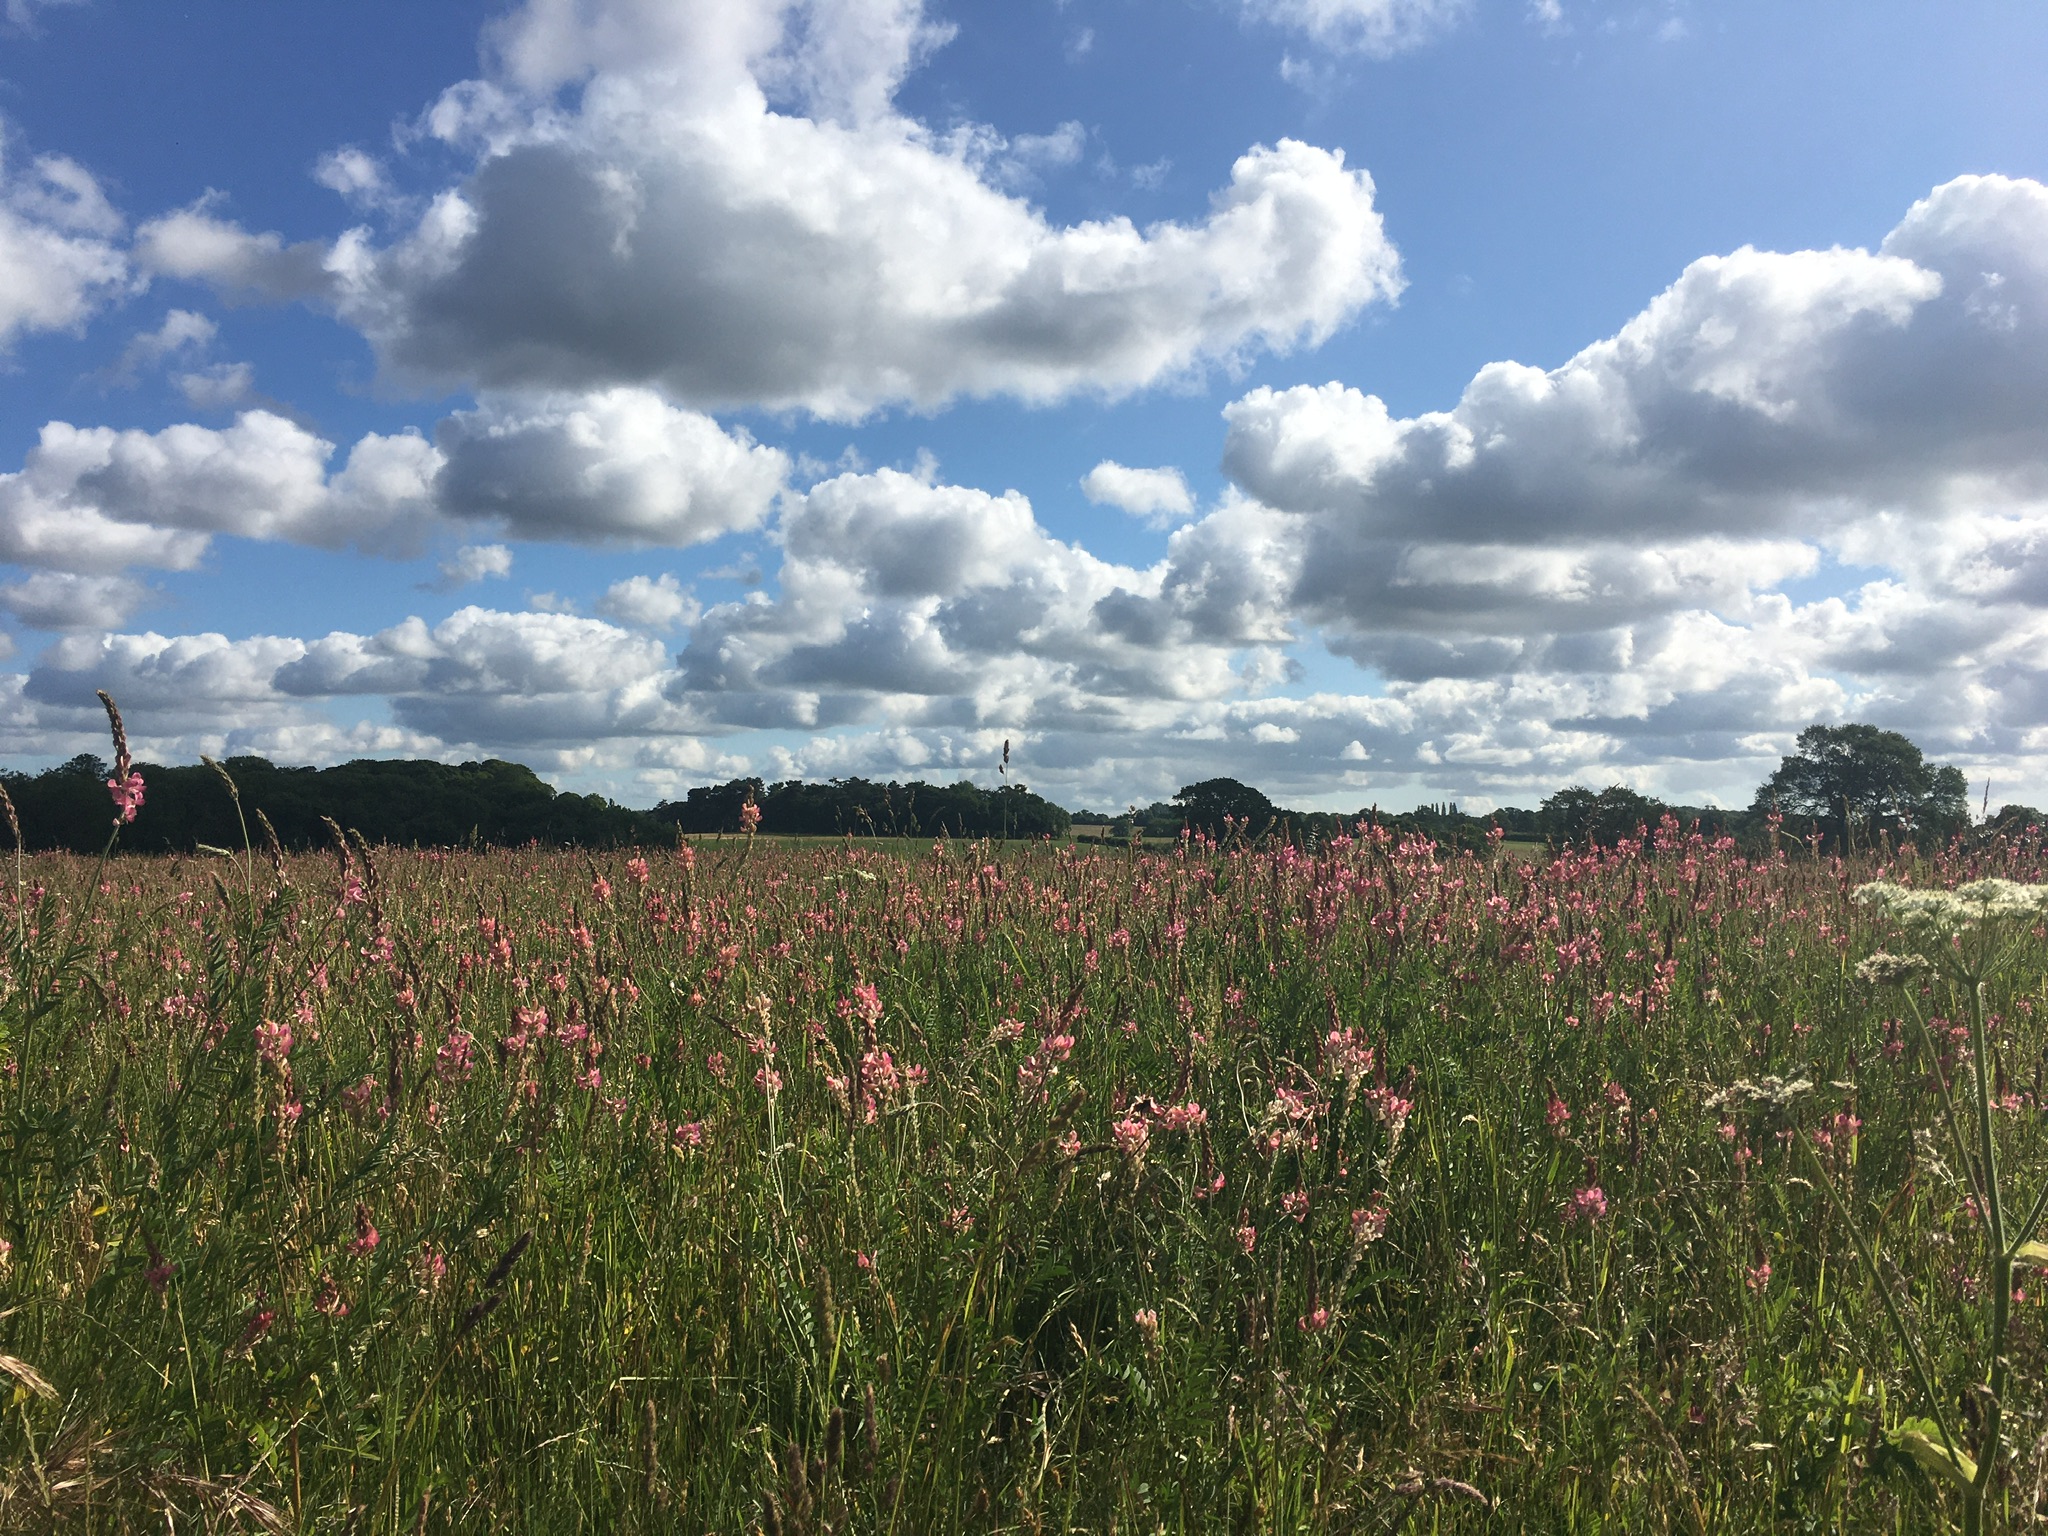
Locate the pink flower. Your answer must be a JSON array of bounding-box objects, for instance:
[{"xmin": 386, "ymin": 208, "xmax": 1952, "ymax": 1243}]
[
  {"xmin": 435, "ymin": 1028, "xmax": 476, "ymax": 1084},
  {"xmin": 1323, "ymin": 1027, "xmax": 1374, "ymax": 1084},
  {"xmin": 417, "ymin": 1246, "xmax": 448, "ymax": 1290},
  {"xmin": 349, "ymin": 1204, "xmax": 379, "ymax": 1257},
  {"xmin": 673, "ymin": 1121, "xmax": 705, "ymax": 1151},
  {"xmin": 1235, "ymin": 1225, "xmax": 1257, "ymax": 1256},
  {"xmin": 1746, "ymin": 1260, "xmax": 1772, "ymax": 1292},
  {"xmin": 739, "ymin": 800, "xmax": 762, "ymax": 834},
  {"xmin": 849, "ymin": 982, "xmax": 883, "ymax": 1026},
  {"xmin": 1564, "ymin": 1184, "xmax": 1608, "ymax": 1225},
  {"xmin": 255, "ymin": 1017, "xmax": 293, "ymax": 1067},
  {"xmin": 626, "ymin": 857, "xmax": 651, "ymax": 886},
  {"xmin": 591, "ymin": 875, "xmax": 613, "ymax": 903},
  {"xmin": 1112, "ymin": 1114, "xmax": 1151, "ymax": 1159},
  {"xmin": 1158, "ymin": 1101, "xmax": 1208, "ymax": 1133},
  {"xmin": 145, "ymin": 1254, "xmax": 175, "ymax": 1296},
  {"xmin": 314, "ymin": 1273, "xmax": 348, "ymax": 1318},
  {"xmin": 1362, "ymin": 1086, "xmax": 1413, "ymax": 1132},
  {"xmin": 1546, "ymin": 1095, "xmax": 1572, "ymax": 1132},
  {"xmin": 1297, "ymin": 1307, "xmax": 1331, "ymax": 1333},
  {"xmin": 107, "ymin": 770, "xmax": 145, "ymax": 824},
  {"xmin": 230, "ymin": 1302, "xmax": 277, "ymax": 1355},
  {"xmin": 1282, "ymin": 1189, "xmax": 1310, "ymax": 1223},
  {"xmin": 1350, "ymin": 1202, "xmax": 1388, "ymax": 1246}
]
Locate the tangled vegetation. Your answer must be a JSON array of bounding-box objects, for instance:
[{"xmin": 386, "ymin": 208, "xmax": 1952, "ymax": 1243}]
[{"xmin": 6, "ymin": 744, "xmax": 2048, "ymax": 1530}]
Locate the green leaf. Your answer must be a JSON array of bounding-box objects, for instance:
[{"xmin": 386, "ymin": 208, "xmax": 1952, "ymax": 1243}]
[
  {"xmin": 2013, "ymin": 1240, "xmax": 2048, "ymax": 1268},
  {"xmin": 1890, "ymin": 1420, "xmax": 1977, "ymax": 1490}
]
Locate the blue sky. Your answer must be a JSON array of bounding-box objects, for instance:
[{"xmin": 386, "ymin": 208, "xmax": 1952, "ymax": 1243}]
[{"xmin": 1, "ymin": 0, "xmax": 2045, "ymax": 813}]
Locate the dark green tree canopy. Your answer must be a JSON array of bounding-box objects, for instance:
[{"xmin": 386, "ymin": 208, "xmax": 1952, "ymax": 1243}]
[
  {"xmin": 1751, "ymin": 723, "xmax": 1969, "ymax": 850},
  {"xmin": 1540, "ymin": 784, "xmax": 1666, "ymax": 848},
  {"xmin": 1171, "ymin": 779, "xmax": 1278, "ymax": 837}
]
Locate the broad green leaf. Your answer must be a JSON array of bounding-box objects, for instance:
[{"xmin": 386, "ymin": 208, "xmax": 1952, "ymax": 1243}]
[{"xmin": 1891, "ymin": 1420, "xmax": 1978, "ymax": 1490}]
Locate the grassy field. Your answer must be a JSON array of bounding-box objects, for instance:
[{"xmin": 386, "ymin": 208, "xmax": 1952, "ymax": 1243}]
[{"xmin": 4, "ymin": 786, "xmax": 2048, "ymax": 1531}]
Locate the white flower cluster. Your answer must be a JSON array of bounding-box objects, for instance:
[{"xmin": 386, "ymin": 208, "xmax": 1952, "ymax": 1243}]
[
  {"xmin": 1853, "ymin": 879, "xmax": 2048, "ymax": 938},
  {"xmin": 1704, "ymin": 1075, "xmax": 1815, "ymax": 1112}
]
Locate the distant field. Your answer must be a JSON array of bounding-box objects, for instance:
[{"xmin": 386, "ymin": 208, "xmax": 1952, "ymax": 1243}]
[{"xmin": 4, "ymin": 817, "xmax": 2046, "ymax": 1530}]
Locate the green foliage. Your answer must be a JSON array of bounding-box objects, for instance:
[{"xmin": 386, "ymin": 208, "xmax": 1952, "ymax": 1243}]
[
  {"xmin": 1170, "ymin": 778, "xmax": 1278, "ymax": 836},
  {"xmin": 1754, "ymin": 722, "xmax": 1970, "ymax": 852},
  {"xmin": 2, "ymin": 796, "xmax": 2047, "ymax": 1530},
  {"xmin": 653, "ymin": 775, "xmax": 1071, "ymax": 839},
  {"xmin": 0, "ymin": 755, "xmax": 659, "ymax": 853}
]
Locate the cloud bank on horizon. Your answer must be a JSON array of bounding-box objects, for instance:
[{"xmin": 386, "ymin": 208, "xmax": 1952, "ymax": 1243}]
[{"xmin": 1, "ymin": 0, "xmax": 2046, "ymax": 814}]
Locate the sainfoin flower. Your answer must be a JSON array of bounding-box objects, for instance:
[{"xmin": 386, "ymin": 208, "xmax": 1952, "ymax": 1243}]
[
  {"xmin": 255, "ymin": 1017, "xmax": 293, "ymax": 1067},
  {"xmin": 1112, "ymin": 1114, "xmax": 1151, "ymax": 1159},
  {"xmin": 436, "ymin": 1028, "xmax": 476, "ymax": 1084},
  {"xmin": 1564, "ymin": 1185, "xmax": 1609, "ymax": 1225},
  {"xmin": 1157, "ymin": 1101, "xmax": 1208, "ymax": 1132},
  {"xmin": 349, "ymin": 1203, "xmax": 380, "ymax": 1257},
  {"xmin": 107, "ymin": 771, "xmax": 146, "ymax": 824}
]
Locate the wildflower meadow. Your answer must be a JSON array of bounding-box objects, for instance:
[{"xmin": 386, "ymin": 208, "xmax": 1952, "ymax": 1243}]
[{"xmin": 7, "ymin": 721, "xmax": 2048, "ymax": 1530}]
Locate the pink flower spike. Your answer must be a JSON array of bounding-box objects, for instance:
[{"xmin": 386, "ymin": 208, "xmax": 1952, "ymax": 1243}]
[
  {"xmin": 1564, "ymin": 1184, "xmax": 1609, "ymax": 1225},
  {"xmin": 107, "ymin": 770, "xmax": 146, "ymax": 824}
]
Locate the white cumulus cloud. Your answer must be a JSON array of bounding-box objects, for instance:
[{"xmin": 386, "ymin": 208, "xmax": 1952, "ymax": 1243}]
[
  {"xmin": 153, "ymin": 0, "xmax": 1402, "ymax": 420},
  {"xmin": 0, "ymin": 140, "xmax": 131, "ymax": 349},
  {"xmin": 1081, "ymin": 461, "xmax": 1194, "ymax": 527},
  {"xmin": 598, "ymin": 572, "xmax": 700, "ymax": 630},
  {"xmin": 433, "ymin": 388, "xmax": 788, "ymax": 544}
]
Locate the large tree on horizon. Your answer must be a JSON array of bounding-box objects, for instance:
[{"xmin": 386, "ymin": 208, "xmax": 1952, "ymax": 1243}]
[{"xmin": 1751, "ymin": 723, "xmax": 1969, "ymax": 852}]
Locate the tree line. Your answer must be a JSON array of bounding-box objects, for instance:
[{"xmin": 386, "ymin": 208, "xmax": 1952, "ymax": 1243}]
[
  {"xmin": 1083, "ymin": 723, "xmax": 2018, "ymax": 854},
  {"xmin": 0, "ymin": 754, "xmax": 1072, "ymax": 854},
  {"xmin": 0, "ymin": 721, "xmax": 2024, "ymax": 855}
]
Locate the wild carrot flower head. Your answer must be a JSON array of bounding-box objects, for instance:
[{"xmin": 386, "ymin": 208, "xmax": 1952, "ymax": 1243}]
[
  {"xmin": 1855, "ymin": 878, "xmax": 2048, "ymax": 941},
  {"xmin": 1856, "ymin": 951, "xmax": 1934, "ymax": 987}
]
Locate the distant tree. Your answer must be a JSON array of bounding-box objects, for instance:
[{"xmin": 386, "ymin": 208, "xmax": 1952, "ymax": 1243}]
[
  {"xmin": 1986, "ymin": 804, "xmax": 2044, "ymax": 842},
  {"xmin": 1751, "ymin": 723, "xmax": 1969, "ymax": 852},
  {"xmin": 650, "ymin": 776, "xmax": 1069, "ymax": 840},
  {"xmin": 1539, "ymin": 784, "xmax": 1664, "ymax": 848},
  {"xmin": 1171, "ymin": 779, "xmax": 1278, "ymax": 838}
]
